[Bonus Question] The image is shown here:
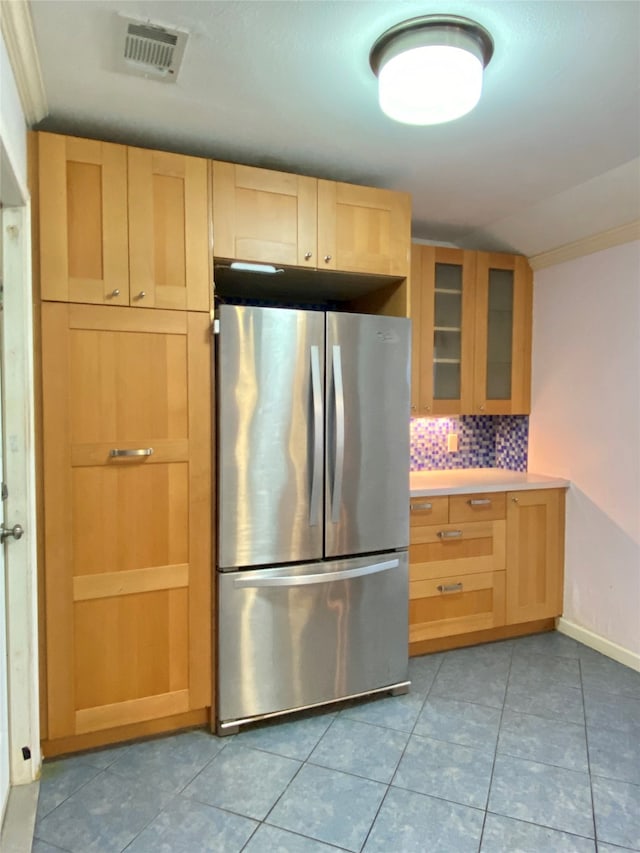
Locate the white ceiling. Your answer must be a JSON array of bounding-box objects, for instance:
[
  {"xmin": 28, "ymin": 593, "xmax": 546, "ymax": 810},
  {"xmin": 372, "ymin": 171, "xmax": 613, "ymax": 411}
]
[{"xmin": 29, "ymin": 0, "xmax": 640, "ymax": 257}]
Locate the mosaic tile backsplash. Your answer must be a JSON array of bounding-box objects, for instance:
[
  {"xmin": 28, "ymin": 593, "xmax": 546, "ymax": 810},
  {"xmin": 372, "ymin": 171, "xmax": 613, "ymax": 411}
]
[{"xmin": 410, "ymin": 415, "xmax": 529, "ymax": 471}]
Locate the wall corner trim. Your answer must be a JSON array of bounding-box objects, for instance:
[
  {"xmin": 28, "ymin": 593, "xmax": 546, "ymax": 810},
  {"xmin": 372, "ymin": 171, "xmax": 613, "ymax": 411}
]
[
  {"xmin": 1, "ymin": 0, "xmax": 48, "ymax": 126},
  {"xmin": 528, "ymin": 220, "xmax": 640, "ymax": 271},
  {"xmin": 556, "ymin": 617, "xmax": 640, "ymax": 672}
]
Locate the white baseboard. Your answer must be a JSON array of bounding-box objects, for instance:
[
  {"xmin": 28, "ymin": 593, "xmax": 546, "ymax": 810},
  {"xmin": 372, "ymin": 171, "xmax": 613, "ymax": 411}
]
[{"xmin": 556, "ymin": 617, "xmax": 640, "ymax": 672}]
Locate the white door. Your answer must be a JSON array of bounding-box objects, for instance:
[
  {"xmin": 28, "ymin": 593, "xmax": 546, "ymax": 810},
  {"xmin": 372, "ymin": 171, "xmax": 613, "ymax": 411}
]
[{"xmin": 0, "ymin": 227, "xmax": 9, "ymax": 821}]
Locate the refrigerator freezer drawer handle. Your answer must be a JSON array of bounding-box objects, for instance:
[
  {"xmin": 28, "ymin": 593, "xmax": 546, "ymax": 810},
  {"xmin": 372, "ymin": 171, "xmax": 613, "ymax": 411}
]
[
  {"xmin": 309, "ymin": 345, "xmax": 323, "ymax": 526},
  {"xmin": 331, "ymin": 344, "xmax": 345, "ymax": 524},
  {"xmin": 232, "ymin": 558, "xmax": 400, "ymax": 589}
]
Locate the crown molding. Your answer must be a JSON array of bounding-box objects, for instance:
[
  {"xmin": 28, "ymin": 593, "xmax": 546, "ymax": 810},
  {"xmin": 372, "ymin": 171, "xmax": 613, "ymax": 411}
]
[
  {"xmin": 1, "ymin": 0, "xmax": 47, "ymax": 126},
  {"xmin": 529, "ymin": 220, "xmax": 640, "ymax": 271}
]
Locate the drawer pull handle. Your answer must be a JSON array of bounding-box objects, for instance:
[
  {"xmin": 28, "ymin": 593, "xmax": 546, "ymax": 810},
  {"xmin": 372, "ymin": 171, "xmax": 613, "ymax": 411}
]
[
  {"xmin": 437, "ymin": 582, "xmax": 463, "ymax": 593},
  {"xmin": 468, "ymin": 498, "xmax": 491, "ymax": 506},
  {"xmin": 437, "ymin": 530, "xmax": 463, "ymax": 539},
  {"xmin": 411, "ymin": 502, "xmax": 433, "ymax": 511},
  {"xmin": 110, "ymin": 448, "xmax": 154, "ymax": 458}
]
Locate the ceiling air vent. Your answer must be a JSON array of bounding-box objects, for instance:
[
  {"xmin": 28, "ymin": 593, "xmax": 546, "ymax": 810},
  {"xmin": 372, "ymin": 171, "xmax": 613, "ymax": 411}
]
[{"xmin": 115, "ymin": 15, "xmax": 188, "ymax": 83}]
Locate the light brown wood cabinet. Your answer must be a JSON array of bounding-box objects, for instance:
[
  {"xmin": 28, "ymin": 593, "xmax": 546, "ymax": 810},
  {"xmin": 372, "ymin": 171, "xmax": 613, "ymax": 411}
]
[
  {"xmin": 39, "ymin": 303, "xmax": 212, "ymax": 753},
  {"xmin": 212, "ymin": 160, "xmax": 411, "ymax": 277},
  {"xmin": 410, "ymin": 244, "xmax": 533, "ymax": 415},
  {"xmin": 37, "ymin": 132, "xmax": 210, "ymax": 311},
  {"xmin": 409, "ymin": 488, "xmax": 565, "ymax": 654},
  {"xmin": 506, "ymin": 488, "xmax": 565, "ymax": 623},
  {"xmin": 409, "ymin": 493, "xmax": 507, "ymax": 645}
]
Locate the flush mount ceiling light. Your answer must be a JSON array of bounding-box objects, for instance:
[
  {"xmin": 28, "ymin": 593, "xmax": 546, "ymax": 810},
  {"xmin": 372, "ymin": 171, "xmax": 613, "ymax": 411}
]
[{"xmin": 369, "ymin": 14, "xmax": 494, "ymax": 125}]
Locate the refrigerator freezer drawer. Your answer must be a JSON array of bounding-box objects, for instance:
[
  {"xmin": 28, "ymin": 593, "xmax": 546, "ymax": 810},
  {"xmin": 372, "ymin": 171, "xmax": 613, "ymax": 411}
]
[{"xmin": 217, "ymin": 552, "xmax": 409, "ymax": 726}]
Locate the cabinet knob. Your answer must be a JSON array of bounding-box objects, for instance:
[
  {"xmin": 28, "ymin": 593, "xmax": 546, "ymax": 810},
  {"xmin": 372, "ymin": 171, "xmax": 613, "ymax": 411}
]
[
  {"xmin": 512, "ymin": 496, "xmax": 519, "ymax": 503},
  {"xmin": 479, "ymin": 404, "xmax": 486, "ymax": 412},
  {"xmin": 304, "ymin": 251, "xmax": 312, "ymax": 260},
  {"xmin": 324, "ymin": 255, "xmax": 332, "ymax": 263},
  {"xmin": 108, "ymin": 289, "xmax": 120, "ymax": 298},
  {"xmin": 411, "ymin": 404, "xmax": 416, "ymax": 412},
  {"xmin": 135, "ymin": 291, "xmax": 146, "ymax": 300},
  {"xmin": 425, "ymin": 405, "xmax": 431, "ymax": 412}
]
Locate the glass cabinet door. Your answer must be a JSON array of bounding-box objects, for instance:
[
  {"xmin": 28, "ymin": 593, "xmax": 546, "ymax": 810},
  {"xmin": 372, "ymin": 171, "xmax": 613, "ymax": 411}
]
[
  {"xmin": 433, "ymin": 262, "xmax": 463, "ymax": 400},
  {"xmin": 474, "ymin": 252, "xmax": 532, "ymax": 414},
  {"xmin": 486, "ymin": 267, "xmax": 514, "ymax": 400},
  {"xmin": 411, "ymin": 245, "xmax": 475, "ymax": 415}
]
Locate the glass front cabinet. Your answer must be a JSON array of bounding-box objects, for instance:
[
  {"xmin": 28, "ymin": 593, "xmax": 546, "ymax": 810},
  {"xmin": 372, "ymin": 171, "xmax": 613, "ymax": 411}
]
[
  {"xmin": 473, "ymin": 252, "xmax": 532, "ymax": 414},
  {"xmin": 411, "ymin": 245, "xmax": 532, "ymax": 416}
]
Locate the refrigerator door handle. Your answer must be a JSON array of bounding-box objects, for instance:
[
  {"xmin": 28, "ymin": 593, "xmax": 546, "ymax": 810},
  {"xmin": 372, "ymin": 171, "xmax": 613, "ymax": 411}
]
[
  {"xmin": 232, "ymin": 558, "xmax": 400, "ymax": 589},
  {"xmin": 331, "ymin": 344, "xmax": 345, "ymax": 524},
  {"xmin": 309, "ymin": 345, "xmax": 323, "ymax": 526}
]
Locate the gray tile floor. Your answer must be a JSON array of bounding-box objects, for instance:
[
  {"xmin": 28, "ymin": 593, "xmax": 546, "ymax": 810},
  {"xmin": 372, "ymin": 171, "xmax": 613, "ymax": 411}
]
[{"xmin": 33, "ymin": 632, "xmax": 640, "ymax": 852}]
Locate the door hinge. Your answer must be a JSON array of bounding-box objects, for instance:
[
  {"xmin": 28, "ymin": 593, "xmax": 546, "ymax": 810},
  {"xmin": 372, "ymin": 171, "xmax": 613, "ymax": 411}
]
[{"xmin": 1, "ymin": 482, "xmax": 7, "ymax": 501}]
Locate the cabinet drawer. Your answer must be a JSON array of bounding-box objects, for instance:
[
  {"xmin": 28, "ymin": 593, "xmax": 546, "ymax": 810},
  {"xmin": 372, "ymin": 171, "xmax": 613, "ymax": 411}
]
[
  {"xmin": 409, "ymin": 570, "xmax": 505, "ymax": 641},
  {"xmin": 410, "ymin": 495, "xmax": 448, "ymax": 526},
  {"xmin": 410, "ymin": 519, "xmax": 506, "ymax": 580},
  {"xmin": 450, "ymin": 492, "xmax": 506, "ymax": 522}
]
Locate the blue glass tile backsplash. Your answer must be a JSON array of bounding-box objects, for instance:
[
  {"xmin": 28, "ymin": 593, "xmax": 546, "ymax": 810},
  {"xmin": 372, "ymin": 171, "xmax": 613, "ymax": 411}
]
[{"xmin": 410, "ymin": 415, "xmax": 529, "ymax": 471}]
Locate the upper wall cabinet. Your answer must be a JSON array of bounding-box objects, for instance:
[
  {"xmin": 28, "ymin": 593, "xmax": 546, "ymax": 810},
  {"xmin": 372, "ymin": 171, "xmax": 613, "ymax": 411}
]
[
  {"xmin": 37, "ymin": 133, "xmax": 210, "ymax": 311},
  {"xmin": 410, "ymin": 245, "xmax": 476, "ymax": 416},
  {"xmin": 211, "ymin": 161, "xmax": 411, "ymax": 278},
  {"xmin": 473, "ymin": 252, "xmax": 532, "ymax": 414},
  {"xmin": 411, "ymin": 245, "xmax": 533, "ymax": 416}
]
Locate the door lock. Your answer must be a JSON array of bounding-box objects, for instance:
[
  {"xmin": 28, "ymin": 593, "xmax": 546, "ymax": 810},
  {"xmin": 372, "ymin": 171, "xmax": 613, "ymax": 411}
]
[{"xmin": 1, "ymin": 523, "xmax": 24, "ymax": 544}]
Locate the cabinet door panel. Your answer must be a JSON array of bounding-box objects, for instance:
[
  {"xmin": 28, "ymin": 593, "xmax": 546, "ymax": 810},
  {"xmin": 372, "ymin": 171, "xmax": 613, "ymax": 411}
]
[
  {"xmin": 410, "ymin": 245, "xmax": 475, "ymax": 415},
  {"xmin": 318, "ymin": 181, "xmax": 410, "ymax": 276},
  {"xmin": 41, "ymin": 303, "xmax": 211, "ymax": 741},
  {"xmin": 506, "ymin": 489, "xmax": 565, "ymax": 623},
  {"xmin": 128, "ymin": 148, "xmax": 210, "ymax": 311},
  {"xmin": 74, "ymin": 589, "xmax": 189, "ymax": 714},
  {"xmin": 39, "ymin": 133, "xmax": 129, "ymax": 305},
  {"xmin": 212, "ymin": 161, "xmax": 317, "ymax": 266},
  {"xmin": 474, "ymin": 253, "xmax": 532, "ymax": 414}
]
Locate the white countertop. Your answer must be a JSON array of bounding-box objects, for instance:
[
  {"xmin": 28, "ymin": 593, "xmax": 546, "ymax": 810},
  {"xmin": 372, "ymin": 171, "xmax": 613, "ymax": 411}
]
[{"xmin": 410, "ymin": 468, "xmax": 569, "ymax": 497}]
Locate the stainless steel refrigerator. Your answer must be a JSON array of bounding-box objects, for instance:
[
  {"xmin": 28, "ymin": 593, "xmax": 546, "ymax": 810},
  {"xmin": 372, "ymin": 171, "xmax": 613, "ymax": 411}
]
[{"xmin": 216, "ymin": 304, "xmax": 410, "ymax": 733}]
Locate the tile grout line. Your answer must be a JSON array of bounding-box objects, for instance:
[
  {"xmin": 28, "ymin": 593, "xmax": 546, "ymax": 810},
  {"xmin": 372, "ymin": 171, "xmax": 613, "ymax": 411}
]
[
  {"xmin": 118, "ymin": 735, "xmax": 241, "ymax": 853},
  {"xmin": 357, "ymin": 651, "xmax": 447, "ymax": 852},
  {"xmin": 477, "ymin": 639, "xmax": 515, "ymax": 852},
  {"xmin": 580, "ymin": 655, "xmax": 599, "ymax": 847},
  {"xmin": 239, "ymin": 714, "xmax": 341, "ymax": 852}
]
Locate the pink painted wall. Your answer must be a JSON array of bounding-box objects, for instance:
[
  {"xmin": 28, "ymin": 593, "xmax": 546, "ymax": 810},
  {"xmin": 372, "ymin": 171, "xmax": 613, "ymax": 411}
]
[{"xmin": 529, "ymin": 240, "xmax": 640, "ymax": 655}]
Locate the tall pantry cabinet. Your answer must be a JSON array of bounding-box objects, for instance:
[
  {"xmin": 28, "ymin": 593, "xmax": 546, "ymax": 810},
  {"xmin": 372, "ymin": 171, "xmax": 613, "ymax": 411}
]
[{"xmin": 33, "ymin": 132, "xmax": 213, "ymax": 754}]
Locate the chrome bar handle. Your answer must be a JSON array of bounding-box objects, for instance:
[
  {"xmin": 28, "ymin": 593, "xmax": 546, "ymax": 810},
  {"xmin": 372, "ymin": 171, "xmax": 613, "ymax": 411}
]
[
  {"xmin": 411, "ymin": 502, "xmax": 433, "ymax": 511},
  {"xmin": 437, "ymin": 582, "xmax": 463, "ymax": 593},
  {"xmin": 109, "ymin": 448, "xmax": 154, "ymax": 458},
  {"xmin": 331, "ymin": 344, "xmax": 345, "ymax": 524},
  {"xmin": 309, "ymin": 346, "xmax": 323, "ymax": 527},
  {"xmin": 233, "ymin": 558, "xmax": 399, "ymax": 589},
  {"xmin": 437, "ymin": 529, "xmax": 463, "ymax": 539},
  {"xmin": 468, "ymin": 498, "xmax": 491, "ymax": 506}
]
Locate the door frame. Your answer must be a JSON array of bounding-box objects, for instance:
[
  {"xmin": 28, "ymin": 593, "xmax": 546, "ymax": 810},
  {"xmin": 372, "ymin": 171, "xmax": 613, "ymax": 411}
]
[{"xmin": 0, "ymin": 135, "xmax": 41, "ymax": 786}]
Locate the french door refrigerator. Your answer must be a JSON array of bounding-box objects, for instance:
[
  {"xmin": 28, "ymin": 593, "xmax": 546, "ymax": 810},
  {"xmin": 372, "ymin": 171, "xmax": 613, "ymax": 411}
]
[{"xmin": 216, "ymin": 304, "xmax": 410, "ymax": 733}]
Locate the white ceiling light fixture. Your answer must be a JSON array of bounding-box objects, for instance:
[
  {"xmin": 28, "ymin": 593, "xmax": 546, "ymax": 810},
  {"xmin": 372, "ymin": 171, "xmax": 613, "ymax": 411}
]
[{"xmin": 369, "ymin": 15, "xmax": 494, "ymax": 126}]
